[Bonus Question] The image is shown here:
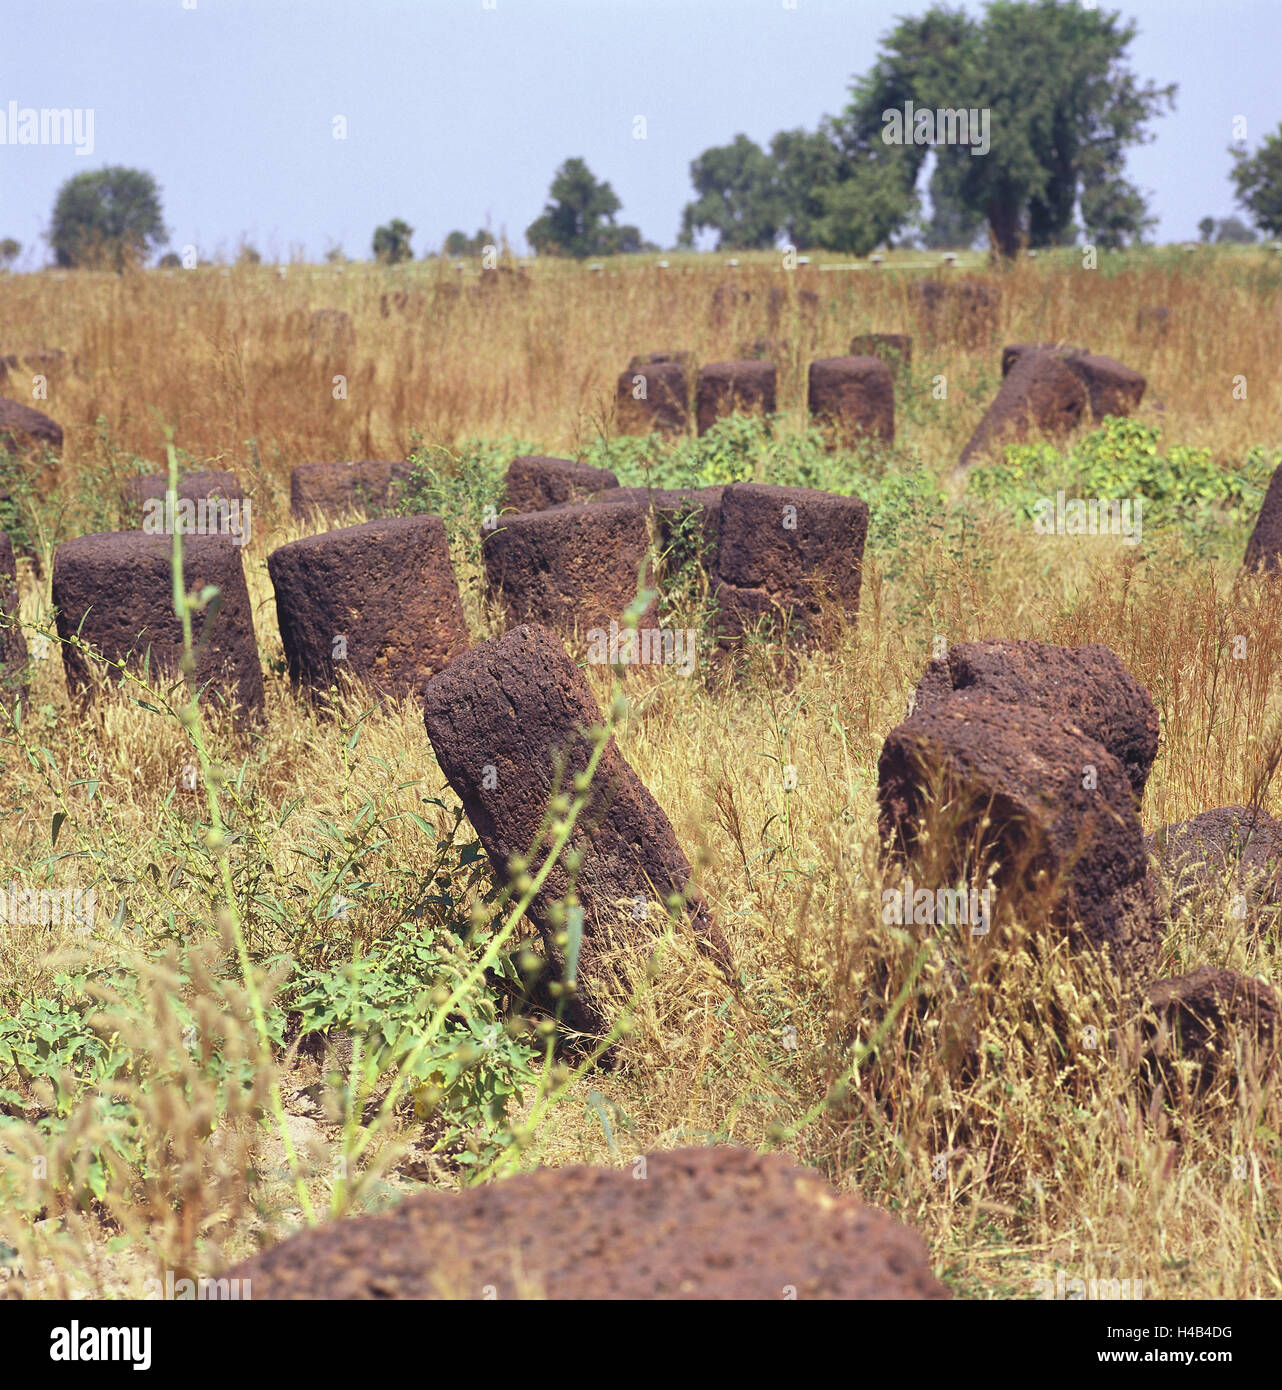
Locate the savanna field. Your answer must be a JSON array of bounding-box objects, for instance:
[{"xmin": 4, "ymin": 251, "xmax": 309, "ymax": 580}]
[{"xmin": 1, "ymin": 245, "xmax": 1281, "ymax": 1300}]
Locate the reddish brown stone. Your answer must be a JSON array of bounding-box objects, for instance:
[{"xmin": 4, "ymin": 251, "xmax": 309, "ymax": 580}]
[
  {"xmin": 1141, "ymin": 966, "xmax": 1279, "ymax": 1094},
  {"xmin": 1135, "ymin": 305, "xmax": 1170, "ymax": 337},
  {"xmin": 52, "ymin": 532, "xmax": 264, "ymax": 716},
  {"xmin": 289, "ymin": 460, "xmax": 412, "ymax": 522},
  {"xmin": 226, "ymin": 1147, "xmax": 947, "ymax": 1300},
  {"xmin": 421, "ymin": 625, "xmax": 730, "ymax": 1032},
  {"xmin": 267, "ymin": 515, "xmax": 468, "ymax": 701},
  {"xmin": 710, "ymin": 283, "xmax": 751, "ymax": 327},
  {"xmin": 746, "ymin": 337, "xmax": 788, "ymax": 361},
  {"xmin": 766, "ymin": 286, "xmax": 819, "ymax": 332},
  {"xmin": 0, "ymin": 349, "xmax": 68, "ymax": 387},
  {"xmin": 627, "ymin": 350, "xmax": 693, "ymax": 372},
  {"xmin": 910, "ymin": 640, "xmax": 1159, "ymax": 801},
  {"xmin": 696, "ymin": 360, "xmax": 777, "ymax": 435},
  {"xmin": 502, "ymin": 456, "xmax": 618, "ymax": 515},
  {"xmin": 878, "ymin": 690, "xmax": 1160, "ymax": 979},
  {"xmin": 483, "ymin": 501, "xmax": 655, "ymax": 636},
  {"xmin": 1244, "ymin": 464, "xmax": 1282, "ymax": 573},
  {"xmin": 850, "ymin": 334, "xmax": 912, "ymax": 376},
  {"xmin": 615, "ymin": 361, "xmax": 689, "ymax": 435},
  {"xmin": 0, "ymin": 398, "xmax": 62, "ymax": 454},
  {"xmin": 808, "ymin": 356, "xmax": 894, "ymax": 447},
  {"xmin": 912, "ymin": 278, "xmax": 999, "ymax": 347},
  {"xmin": 1068, "ymin": 354, "xmax": 1146, "ymax": 421},
  {"xmin": 957, "ymin": 349, "xmax": 1086, "ymax": 468},
  {"xmin": 123, "ymin": 470, "xmax": 246, "ymax": 531},
  {"xmin": 0, "ymin": 530, "xmax": 27, "ymax": 704},
  {"xmin": 307, "ymin": 308, "xmax": 355, "ymax": 356},
  {"xmin": 716, "ymin": 481, "xmax": 869, "ymax": 622},
  {"xmin": 1146, "ymin": 806, "xmax": 1282, "ymax": 930},
  {"xmin": 1001, "ymin": 342, "xmax": 1085, "ymax": 376}
]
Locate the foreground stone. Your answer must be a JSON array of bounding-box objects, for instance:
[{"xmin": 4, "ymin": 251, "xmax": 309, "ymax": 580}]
[
  {"xmin": 0, "ymin": 531, "xmax": 27, "ymax": 704},
  {"xmin": 226, "ymin": 1147, "xmax": 947, "ymax": 1300},
  {"xmin": 52, "ymin": 532, "xmax": 264, "ymax": 715},
  {"xmin": 878, "ymin": 690, "xmax": 1160, "ymax": 979},
  {"xmin": 615, "ymin": 360, "xmax": 689, "ymax": 435},
  {"xmin": 850, "ymin": 333, "xmax": 912, "ymax": 375},
  {"xmin": 715, "ymin": 482, "xmax": 869, "ymax": 646},
  {"xmin": 1068, "ymin": 354, "xmax": 1146, "ymax": 421},
  {"xmin": 422, "ymin": 625, "xmax": 730, "ymax": 1032},
  {"xmin": 1146, "ymin": 806, "xmax": 1282, "ymax": 930},
  {"xmin": 502, "ymin": 456, "xmax": 618, "ymax": 515},
  {"xmin": 807, "ymin": 356, "xmax": 894, "ymax": 447},
  {"xmin": 289, "ymin": 460, "xmax": 412, "ymax": 522},
  {"xmin": 1243, "ymin": 464, "xmax": 1282, "ymax": 573},
  {"xmin": 957, "ymin": 349, "xmax": 1086, "ymax": 468},
  {"xmin": 483, "ymin": 501, "xmax": 655, "ymax": 635},
  {"xmin": 909, "ymin": 640, "xmax": 1159, "ymax": 801},
  {"xmin": 0, "ymin": 398, "xmax": 62, "ymax": 454},
  {"xmin": 627, "ymin": 350, "xmax": 693, "ymax": 372},
  {"xmin": 1141, "ymin": 966, "xmax": 1279, "ymax": 1094},
  {"xmin": 1000, "ymin": 342, "xmax": 1085, "ymax": 376},
  {"xmin": 696, "ymin": 360, "xmax": 776, "ymax": 435},
  {"xmin": 268, "ymin": 516, "xmax": 468, "ymax": 700}
]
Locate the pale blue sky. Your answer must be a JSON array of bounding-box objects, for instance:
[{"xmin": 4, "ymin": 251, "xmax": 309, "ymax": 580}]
[{"xmin": 1, "ymin": 0, "xmax": 1277, "ymax": 265}]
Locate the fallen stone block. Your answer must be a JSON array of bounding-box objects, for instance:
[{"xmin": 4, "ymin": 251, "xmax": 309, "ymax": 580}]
[
  {"xmin": 1244, "ymin": 464, "xmax": 1282, "ymax": 573},
  {"xmin": 421, "ymin": 624, "xmax": 730, "ymax": 1032},
  {"xmin": 957, "ymin": 349, "xmax": 1086, "ymax": 468},
  {"xmin": 1146, "ymin": 806, "xmax": 1282, "ymax": 931},
  {"xmin": 1140, "ymin": 966, "xmax": 1279, "ymax": 1095},
  {"xmin": 909, "ymin": 639, "xmax": 1159, "ymax": 802},
  {"xmin": 878, "ymin": 689, "xmax": 1161, "ymax": 980}
]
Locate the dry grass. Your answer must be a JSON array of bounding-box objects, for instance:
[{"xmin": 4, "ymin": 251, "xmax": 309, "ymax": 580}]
[{"xmin": 1, "ymin": 246, "xmax": 1281, "ymax": 1300}]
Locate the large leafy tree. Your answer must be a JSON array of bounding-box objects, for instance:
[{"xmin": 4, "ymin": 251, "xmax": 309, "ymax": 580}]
[
  {"xmin": 526, "ymin": 158, "xmax": 641, "ymax": 258},
  {"xmin": 49, "ymin": 166, "xmax": 167, "ymax": 270},
  {"xmin": 372, "ymin": 218, "xmax": 414, "ymax": 264},
  {"xmin": 1230, "ymin": 123, "xmax": 1282, "ymax": 238},
  {"xmin": 833, "ymin": 0, "xmax": 1174, "ymax": 257},
  {"xmin": 679, "ymin": 134, "xmax": 782, "ymax": 250}
]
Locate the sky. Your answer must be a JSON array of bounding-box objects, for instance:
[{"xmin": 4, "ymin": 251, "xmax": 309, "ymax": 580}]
[{"xmin": 0, "ymin": 0, "xmax": 1277, "ymax": 266}]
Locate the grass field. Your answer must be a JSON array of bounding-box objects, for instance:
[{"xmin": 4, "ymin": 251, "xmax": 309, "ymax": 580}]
[{"xmin": 1, "ymin": 245, "xmax": 1280, "ymax": 1299}]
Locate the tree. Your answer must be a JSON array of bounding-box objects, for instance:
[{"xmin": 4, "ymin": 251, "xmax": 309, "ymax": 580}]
[
  {"xmin": 1213, "ymin": 215, "xmax": 1257, "ymax": 245},
  {"xmin": 1197, "ymin": 215, "xmax": 1217, "ymax": 242},
  {"xmin": 0, "ymin": 238, "xmax": 19, "ymax": 270},
  {"xmin": 834, "ymin": 0, "xmax": 1175, "ymax": 258},
  {"xmin": 526, "ymin": 159, "xmax": 638, "ymax": 258},
  {"xmin": 443, "ymin": 228, "xmax": 493, "ymax": 257},
  {"xmin": 770, "ymin": 127, "xmax": 848, "ymax": 248},
  {"xmin": 1230, "ymin": 123, "xmax": 1282, "ymax": 238},
  {"xmin": 372, "ymin": 218, "xmax": 414, "ymax": 264},
  {"xmin": 48, "ymin": 166, "xmax": 167, "ymax": 270},
  {"xmin": 679, "ymin": 134, "xmax": 781, "ymax": 250}
]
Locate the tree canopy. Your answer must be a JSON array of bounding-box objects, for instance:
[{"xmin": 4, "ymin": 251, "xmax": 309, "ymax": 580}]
[
  {"xmin": 49, "ymin": 166, "xmax": 167, "ymax": 270},
  {"xmin": 1230, "ymin": 122, "xmax": 1282, "ymax": 238},
  {"xmin": 526, "ymin": 158, "xmax": 647, "ymax": 258},
  {"xmin": 679, "ymin": 0, "xmax": 1175, "ymax": 257}
]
